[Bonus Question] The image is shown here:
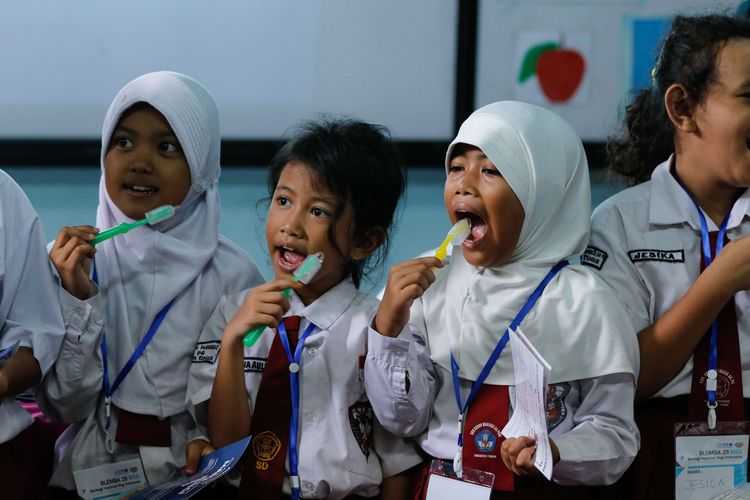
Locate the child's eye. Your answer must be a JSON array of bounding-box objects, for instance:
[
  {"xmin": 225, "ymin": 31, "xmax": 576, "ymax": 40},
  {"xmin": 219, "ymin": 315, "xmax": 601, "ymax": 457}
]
[
  {"xmin": 276, "ymin": 196, "xmax": 290, "ymax": 207},
  {"xmin": 114, "ymin": 137, "xmax": 133, "ymax": 149},
  {"xmin": 311, "ymin": 207, "xmax": 329, "ymax": 218},
  {"xmin": 160, "ymin": 141, "xmax": 182, "ymax": 153},
  {"xmin": 448, "ymin": 165, "xmax": 464, "ymax": 173},
  {"xmin": 482, "ymin": 167, "xmax": 501, "ymax": 176}
]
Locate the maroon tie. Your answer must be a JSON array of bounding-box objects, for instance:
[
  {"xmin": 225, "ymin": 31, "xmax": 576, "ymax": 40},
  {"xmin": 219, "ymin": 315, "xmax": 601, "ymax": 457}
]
[
  {"xmin": 239, "ymin": 316, "xmax": 300, "ymax": 499},
  {"xmin": 462, "ymin": 384, "xmax": 514, "ymax": 491},
  {"xmin": 688, "ymin": 232, "xmax": 745, "ymax": 422}
]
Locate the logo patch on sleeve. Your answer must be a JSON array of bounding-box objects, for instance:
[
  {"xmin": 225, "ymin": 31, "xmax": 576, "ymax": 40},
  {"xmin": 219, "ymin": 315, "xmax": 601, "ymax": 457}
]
[
  {"xmin": 627, "ymin": 249, "xmax": 684, "ymax": 263},
  {"xmin": 244, "ymin": 357, "xmax": 267, "ymax": 373},
  {"xmin": 581, "ymin": 246, "xmax": 608, "ymax": 270},
  {"xmin": 192, "ymin": 341, "xmax": 220, "ymax": 364}
]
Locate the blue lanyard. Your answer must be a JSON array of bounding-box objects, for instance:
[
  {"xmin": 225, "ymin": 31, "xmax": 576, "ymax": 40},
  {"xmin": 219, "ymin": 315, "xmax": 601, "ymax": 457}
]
[
  {"xmin": 92, "ymin": 262, "xmax": 175, "ymax": 452},
  {"xmin": 277, "ymin": 318, "xmax": 317, "ymax": 500},
  {"xmin": 674, "ymin": 176, "xmax": 733, "ymax": 427},
  {"xmin": 450, "ymin": 260, "xmax": 568, "ymax": 472}
]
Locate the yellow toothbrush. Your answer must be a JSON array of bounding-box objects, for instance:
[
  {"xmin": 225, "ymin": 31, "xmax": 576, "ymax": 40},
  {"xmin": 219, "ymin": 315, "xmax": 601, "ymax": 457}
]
[{"xmin": 435, "ymin": 219, "xmax": 471, "ymax": 260}]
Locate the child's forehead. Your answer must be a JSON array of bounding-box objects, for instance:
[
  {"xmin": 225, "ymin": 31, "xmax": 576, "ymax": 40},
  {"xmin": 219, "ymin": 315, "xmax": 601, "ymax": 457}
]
[
  {"xmin": 277, "ymin": 161, "xmax": 338, "ymax": 201},
  {"xmin": 114, "ymin": 102, "xmax": 174, "ymax": 133}
]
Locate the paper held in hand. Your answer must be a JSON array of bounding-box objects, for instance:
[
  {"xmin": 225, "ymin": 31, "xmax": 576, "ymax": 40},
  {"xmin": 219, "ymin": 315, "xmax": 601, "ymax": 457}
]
[{"xmin": 501, "ymin": 326, "xmax": 554, "ymax": 480}]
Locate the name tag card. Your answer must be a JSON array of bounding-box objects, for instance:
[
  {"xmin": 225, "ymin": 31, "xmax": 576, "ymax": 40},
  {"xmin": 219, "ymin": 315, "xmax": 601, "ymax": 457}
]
[
  {"xmin": 73, "ymin": 457, "xmax": 147, "ymax": 500},
  {"xmin": 675, "ymin": 422, "xmax": 749, "ymax": 500},
  {"xmin": 426, "ymin": 459, "xmax": 494, "ymax": 500}
]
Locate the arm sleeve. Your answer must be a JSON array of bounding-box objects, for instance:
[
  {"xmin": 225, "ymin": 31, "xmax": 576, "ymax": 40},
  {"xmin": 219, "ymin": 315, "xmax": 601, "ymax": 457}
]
[
  {"xmin": 186, "ymin": 294, "xmax": 233, "ymax": 431},
  {"xmin": 588, "ymin": 205, "xmax": 652, "ymax": 332},
  {"xmin": 1, "ymin": 203, "xmax": 65, "ymax": 376},
  {"xmin": 36, "ymin": 287, "xmax": 105, "ymax": 423},
  {"xmin": 552, "ymin": 373, "xmax": 640, "ymax": 486},
  {"xmin": 364, "ymin": 297, "xmax": 437, "ymax": 438},
  {"xmin": 372, "ymin": 416, "xmax": 424, "ymax": 478}
]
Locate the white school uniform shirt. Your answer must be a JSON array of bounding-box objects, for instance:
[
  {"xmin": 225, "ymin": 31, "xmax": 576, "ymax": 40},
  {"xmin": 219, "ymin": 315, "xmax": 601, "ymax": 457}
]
[
  {"xmin": 0, "ymin": 169, "xmax": 65, "ymax": 443},
  {"xmin": 366, "ymin": 101, "xmax": 640, "ymax": 486},
  {"xmin": 365, "ymin": 252, "xmax": 641, "ymax": 486},
  {"xmin": 36, "ymin": 71, "xmax": 265, "ymax": 489},
  {"xmin": 587, "ymin": 157, "xmax": 750, "ymax": 399},
  {"xmin": 188, "ymin": 277, "xmax": 423, "ymax": 499}
]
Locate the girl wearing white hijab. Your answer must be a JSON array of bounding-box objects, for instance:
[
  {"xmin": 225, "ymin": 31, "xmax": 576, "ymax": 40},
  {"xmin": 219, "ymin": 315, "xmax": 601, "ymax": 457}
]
[
  {"xmin": 366, "ymin": 101, "xmax": 640, "ymax": 498},
  {"xmin": 38, "ymin": 71, "xmax": 263, "ymax": 495}
]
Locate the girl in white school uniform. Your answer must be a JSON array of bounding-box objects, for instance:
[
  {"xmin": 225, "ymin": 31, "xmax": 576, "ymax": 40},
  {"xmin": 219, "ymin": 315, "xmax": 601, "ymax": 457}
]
[
  {"xmin": 586, "ymin": 14, "xmax": 750, "ymax": 499},
  {"xmin": 188, "ymin": 119, "xmax": 421, "ymax": 499},
  {"xmin": 367, "ymin": 101, "xmax": 640, "ymax": 499},
  {"xmin": 37, "ymin": 71, "xmax": 263, "ymax": 496},
  {"xmin": 0, "ymin": 170, "xmax": 65, "ymax": 499}
]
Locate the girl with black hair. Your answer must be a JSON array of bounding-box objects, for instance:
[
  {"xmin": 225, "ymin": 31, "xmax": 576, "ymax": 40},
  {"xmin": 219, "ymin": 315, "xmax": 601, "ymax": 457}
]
[
  {"xmin": 586, "ymin": 13, "xmax": 750, "ymax": 499},
  {"xmin": 187, "ymin": 119, "xmax": 420, "ymax": 499}
]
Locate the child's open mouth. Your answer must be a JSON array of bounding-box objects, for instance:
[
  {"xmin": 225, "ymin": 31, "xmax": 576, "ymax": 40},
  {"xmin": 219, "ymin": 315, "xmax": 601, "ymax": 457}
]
[
  {"xmin": 278, "ymin": 246, "xmax": 307, "ymax": 274},
  {"xmin": 456, "ymin": 210, "xmax": 487, "ymax": 247},
  {"xmin": 124, "ymin": 183, "xmax": 158, "ymax": 197}
]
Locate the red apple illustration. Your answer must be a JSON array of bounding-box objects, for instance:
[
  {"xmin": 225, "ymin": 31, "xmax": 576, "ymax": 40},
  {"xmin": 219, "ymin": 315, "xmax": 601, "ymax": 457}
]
[{"xmin": 535, "ymin": 48, "xmax": 585, "ymax": 103}]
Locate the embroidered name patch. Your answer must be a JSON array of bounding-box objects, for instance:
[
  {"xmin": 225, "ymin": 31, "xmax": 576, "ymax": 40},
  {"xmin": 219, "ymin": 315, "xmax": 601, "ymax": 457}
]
[
  {"xmin": 244, "ymin": 357, "xmax": 267, "ymax": 373},
  {"xmin": 192, "ymin": 341, "xmax": 220, "ymax": 364},
  {"xmin": 581, "ymin": 246, "xmax": 608, "ymax": 270},
  {"xmin": 628, "ymin": 249, "xmax": 684, "ymax": 263}
]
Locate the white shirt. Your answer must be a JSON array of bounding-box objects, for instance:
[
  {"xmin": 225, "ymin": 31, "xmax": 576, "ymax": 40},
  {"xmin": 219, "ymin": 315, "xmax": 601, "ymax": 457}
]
[
  {"xmin": 365, "ymin": 302, "xmax": 640, "ymax": 486},
  {"xmin": 37, "ymin": 237, "xmax": 262, "ymax": 489},
  {"xmin": 0, "ymin": 169, "xmax": 65, "ymax": 443},
  {"xmin": 588, "ymin": 158, "xmax": 750, "ymax": 399},
  {"xmin": 188, "ymin": 277, "xmax": 423, "ymax": 499}
]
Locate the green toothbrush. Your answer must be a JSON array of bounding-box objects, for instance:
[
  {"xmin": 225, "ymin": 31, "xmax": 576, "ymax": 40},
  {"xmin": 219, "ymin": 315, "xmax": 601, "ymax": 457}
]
[
  {"xmin": 242, "ymin": 252, "xmax": 325, "ymax": 347},
  {"xmin": 92, "ymin": 205, "xmax": 175, "ymax": 246}
]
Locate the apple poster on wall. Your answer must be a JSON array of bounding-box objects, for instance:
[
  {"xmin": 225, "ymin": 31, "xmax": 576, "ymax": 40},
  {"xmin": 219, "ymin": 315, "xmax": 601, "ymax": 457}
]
[{"xmin": 514, "ymin": 31, "xmax": 591, "ymax": 107}]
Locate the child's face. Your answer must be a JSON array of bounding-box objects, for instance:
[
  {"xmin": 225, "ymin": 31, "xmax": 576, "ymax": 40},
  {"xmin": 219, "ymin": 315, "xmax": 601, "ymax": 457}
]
[
  {"xmin": 444, "ymin": 145, "xmax": 524, "ymax": 267},
  {"xmin": 690, "ymin": 37, "xmax": 750, "ymax": 188},
  {"xmin": 266, "ymin": 162, "xmax": 359, "ymax": 304},
  {"xmin": 104, "ymin": 104, "xmax": 191, "ymax": 220}
]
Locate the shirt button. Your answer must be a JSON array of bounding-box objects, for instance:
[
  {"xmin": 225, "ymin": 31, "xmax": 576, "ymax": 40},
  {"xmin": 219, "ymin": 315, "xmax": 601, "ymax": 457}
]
[
  {"xmin": 305, "ymin": 412, "xmax": 317, "ymax": 423},
  {"xmin": 307, "ymin": 347, "xmax": 318, "ymax": 357}
]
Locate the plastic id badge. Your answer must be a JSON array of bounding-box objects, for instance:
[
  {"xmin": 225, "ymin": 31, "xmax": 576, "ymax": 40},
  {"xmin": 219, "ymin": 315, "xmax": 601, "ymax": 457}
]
[
  {"xmin": 425, "ymin": 458, "xmax": 494, "ymax": 500},
  {"xmin": 675, "ymin": 421, "xmax": 750, "ymax": 500},
  {"xmin": 73, "ymin": 456, "xmax": 147, "ymax": 500}
]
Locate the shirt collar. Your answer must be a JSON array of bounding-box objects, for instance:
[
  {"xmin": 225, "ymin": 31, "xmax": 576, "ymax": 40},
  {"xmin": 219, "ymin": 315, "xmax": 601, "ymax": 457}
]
[
  {"xmin": 648, "ymin": 155, "xmax": 750, "ymax": 231},
  {"xmin": 286, "ymin": 276, "xmax": 358, "ymax": 331}
]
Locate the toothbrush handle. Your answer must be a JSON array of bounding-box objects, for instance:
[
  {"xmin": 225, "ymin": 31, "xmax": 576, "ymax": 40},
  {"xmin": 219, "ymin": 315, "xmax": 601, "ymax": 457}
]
[
  {"xmin": 92, "ymin": 223, "xmax": 132, "ymax": 246},
  {"xmin": 242, "ymin": 326, "xmax": 265, "ymax": 347},
  {"xmin": 242, "ymin": 287, "xmax": 293, "ymax": 347}
]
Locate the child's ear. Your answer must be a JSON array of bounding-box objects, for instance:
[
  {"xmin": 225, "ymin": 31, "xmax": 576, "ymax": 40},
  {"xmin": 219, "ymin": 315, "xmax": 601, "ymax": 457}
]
[
  {"xmin": 350, "ymin": 227, "xmax": 386, "ymax": 261},
  {"xmin": 664, "ymin": 83, "xmax": 698, "ymax": 134}
]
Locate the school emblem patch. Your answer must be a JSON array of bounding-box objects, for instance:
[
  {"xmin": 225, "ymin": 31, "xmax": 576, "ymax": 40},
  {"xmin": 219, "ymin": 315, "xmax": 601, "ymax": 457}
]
[
  {"xmin": 348, "ymin": 401, "xmax": 373, "ymax": 458},
  {"xmin": 698, "ymin": 369, "xmax": 736, "ymax": 402},
  {"xmin": 545, "ymin": 382, "xmax": 570, "ymax": 431},
  {"xmin": 474, "ymin": 428, "xmax": 498, "ymax": 453},
  {"xmin": 252, "ymin": 430, "xmax": 282, "ymax": 462},
  {"xmin": 192, "ymin": 341, "xmax": 220, "ymax": 364},
  {"xmin": 582, "ymin": 246, "xmax": 608, "ymax": 270}
]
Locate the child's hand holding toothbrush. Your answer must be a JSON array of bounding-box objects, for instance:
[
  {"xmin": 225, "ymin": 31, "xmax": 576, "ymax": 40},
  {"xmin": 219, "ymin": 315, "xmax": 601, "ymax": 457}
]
[{"xmin": 49, "ymin": 225, "xmax": 99, "ymax": 300}]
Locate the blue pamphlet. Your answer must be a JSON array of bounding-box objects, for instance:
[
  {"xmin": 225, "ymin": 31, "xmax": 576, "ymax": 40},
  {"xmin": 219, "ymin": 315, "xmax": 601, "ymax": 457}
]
[{"xmin": 126, "ymin": 436, "xmax": 250, "ymax": 500}]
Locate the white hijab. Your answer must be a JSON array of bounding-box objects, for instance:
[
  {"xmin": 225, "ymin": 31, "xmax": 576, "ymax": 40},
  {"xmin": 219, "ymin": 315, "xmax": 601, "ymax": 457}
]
[
  {"xmin": 95, "ymin": 71, "xmax": 237, "ymax": 416},
  {"xmin": 419, "ymin": 101, "xmax": 638, "ymax": 384}
]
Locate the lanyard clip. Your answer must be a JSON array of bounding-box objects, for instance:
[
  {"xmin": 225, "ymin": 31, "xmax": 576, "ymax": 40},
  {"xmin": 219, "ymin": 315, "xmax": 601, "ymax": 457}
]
[
  {"xmin": 707, "ymin": 402, "xmax": 717, "ymax": 430},
  {"xmin": 706, "ymin": 369, "xmax": 718, "ymax": 392},
  {"xmin": 104, "ymin": 396, "xmax": 115, "ymax": 453}
]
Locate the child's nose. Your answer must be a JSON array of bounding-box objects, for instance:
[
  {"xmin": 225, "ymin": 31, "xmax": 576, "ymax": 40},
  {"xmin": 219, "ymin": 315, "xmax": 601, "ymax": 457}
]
[
  {"xmin": 128, "ymin": 148, "xmax": 154, "ymax": 173},
  {"xmin": 280, "ymin": 209, "xmax": 305, "ymax": 238},
  {"xmin": 455, "ymin": 170, "xmax": 478, "ymax": 195}
]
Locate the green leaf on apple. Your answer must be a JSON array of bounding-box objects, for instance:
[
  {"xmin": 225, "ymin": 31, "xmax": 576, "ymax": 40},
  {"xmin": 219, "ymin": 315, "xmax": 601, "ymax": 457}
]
[{"xmin": 518, "ymin": 42, "xmax": 559, "ymax": 83}]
